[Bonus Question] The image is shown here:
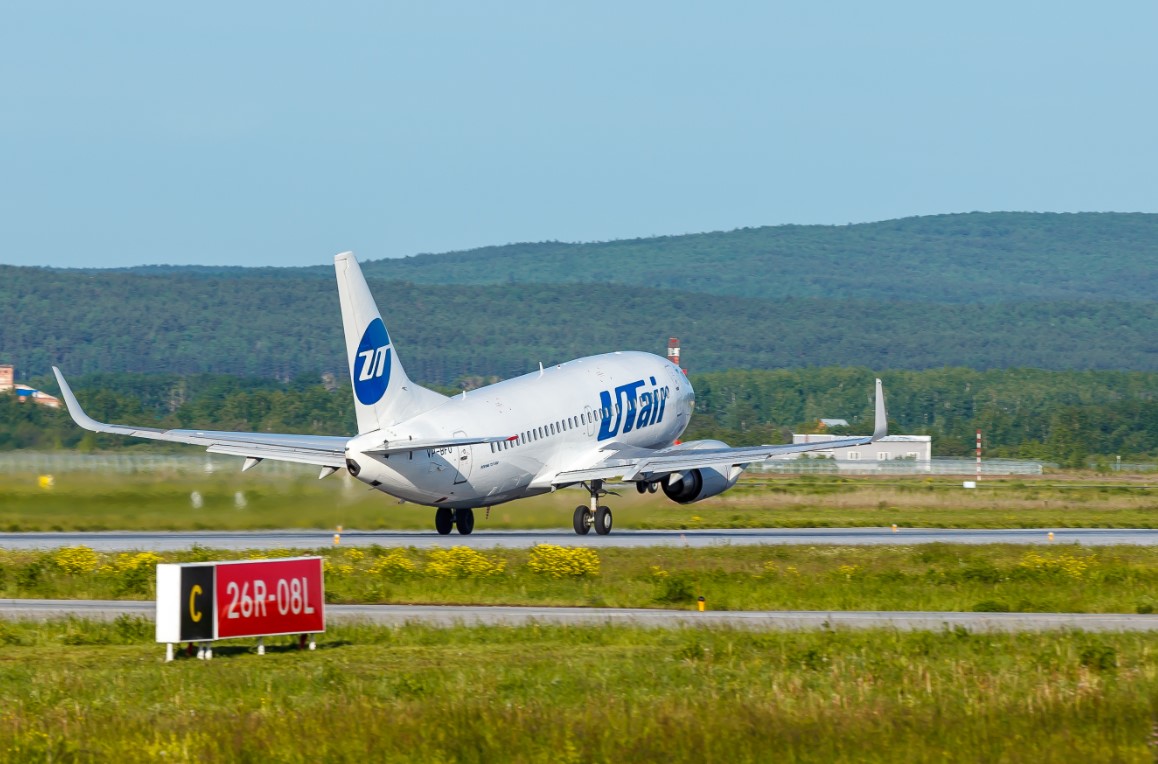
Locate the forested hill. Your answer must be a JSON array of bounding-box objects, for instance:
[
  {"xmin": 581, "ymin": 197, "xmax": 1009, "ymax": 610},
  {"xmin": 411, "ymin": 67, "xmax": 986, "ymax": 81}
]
[
  {"xmin": 358, "ymin": 212, "xmax": 1158, "ymax": 303},
  {"xmin": 117, "ymin": 212, "xmax": 1158, "ymax": 303},
  {"xmin": 2, "ymin": 211, "xmax": 1157, "ymax": 381},
  {"xmin": 3, "ymin": 265, "xmax": 1158, "ymax": 380}
]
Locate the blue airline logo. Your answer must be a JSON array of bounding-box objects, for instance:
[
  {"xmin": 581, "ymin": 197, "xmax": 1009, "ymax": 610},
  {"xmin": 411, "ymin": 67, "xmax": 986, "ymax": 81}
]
[
  {"xmin": 597, "ymin": 376, "xmax": 669, "ymax": 441},
  {"xmin": 354, "ymin": 318, "xmax": 392, "ymax": 405}
]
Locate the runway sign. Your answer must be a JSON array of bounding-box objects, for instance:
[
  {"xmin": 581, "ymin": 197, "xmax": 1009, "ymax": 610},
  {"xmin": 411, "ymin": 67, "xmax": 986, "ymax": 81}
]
[{"xmin": 156, "ymin": 557, "xmax": 325, "ymax": 644}]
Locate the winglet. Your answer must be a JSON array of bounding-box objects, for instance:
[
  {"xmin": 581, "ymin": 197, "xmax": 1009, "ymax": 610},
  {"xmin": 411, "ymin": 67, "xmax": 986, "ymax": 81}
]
[
  {"xmin": 52, "ymin": 367, "xmax": 106, "ymax": 434},
  {"xmin": 871, "ymin": 378, "xmax": 888, "ymax": 442}
]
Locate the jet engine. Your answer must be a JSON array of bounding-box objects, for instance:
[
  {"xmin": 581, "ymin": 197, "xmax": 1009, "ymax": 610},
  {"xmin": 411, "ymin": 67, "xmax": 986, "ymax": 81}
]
[{"xmin": 659, "ymin": 441, "xmax": 744, "ymax": 504}]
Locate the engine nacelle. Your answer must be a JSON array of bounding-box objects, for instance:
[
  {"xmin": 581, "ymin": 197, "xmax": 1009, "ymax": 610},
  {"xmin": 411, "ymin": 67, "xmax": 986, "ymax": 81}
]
[{"xmin": 659, "ymin": 441, "xmax": 744, "ymax": 504}]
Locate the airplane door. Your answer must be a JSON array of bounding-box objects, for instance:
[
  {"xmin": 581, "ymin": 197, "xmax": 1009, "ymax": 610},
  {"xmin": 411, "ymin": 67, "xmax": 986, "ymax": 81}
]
[
  {"xmin": 584, "ymin": 405, "xmax": 596, "ymax": 437},
  {"xmin": 452, "ymin": 430, "xmax": 473, "ymax": 485}
]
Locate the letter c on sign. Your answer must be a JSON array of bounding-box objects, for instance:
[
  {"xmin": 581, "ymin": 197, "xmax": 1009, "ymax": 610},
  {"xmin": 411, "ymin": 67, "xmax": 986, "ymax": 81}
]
[{"xmin": 189, "ymin": 584, "xmax": 203, "ymax": 623}]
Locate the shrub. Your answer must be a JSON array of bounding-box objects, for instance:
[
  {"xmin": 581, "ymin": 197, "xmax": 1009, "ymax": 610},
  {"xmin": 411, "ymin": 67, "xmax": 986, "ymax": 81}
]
[
  {"xmin": 1079, "ymin": 643, "xmax": 1117, "ymax": 671},
  {"xmin": 106, "ymin": 552, "xmax": 162, "ymax": 596},
  {"xmin": 368, "ymin": 550, "xmax": 418, "ymax": 578},
  {"xmin": 52, "ymin": 546, "xmax": 99, "ymax": 575},
  {"xmin": 972, "ymin": 600, "xmax": 1010, "ymax": 613},
  {"xmin": 113, "ymin": 614, "xmax": 152, "ymax": 643},
  {"xmin": 526, "ymin": 545, "xmax": 600, "ymax": 579},
  {"xmin": 960, "ymin": 562, "xmax": 1004, "ymax": 584},
  {"xmin": 426, "ymin": 547, "xmax": 506, "ymax": 578},
  {"xmin": 834, "ymin": 564, "xmax": 860, "ymax": 581},
  {"xmin": 1017, "ymin": 551, "xmax": 1093, "ymax": 580},
  {"xmin": 16, "ymin": 560, "xmax": 45, "ymax": 590},
  {"xmin": 109, "ymin": 552, "xmax": 162, "ymax": 573},
  {"xmin": 655, "ymin": 573, "xmax": 696, "ymax": 604}
]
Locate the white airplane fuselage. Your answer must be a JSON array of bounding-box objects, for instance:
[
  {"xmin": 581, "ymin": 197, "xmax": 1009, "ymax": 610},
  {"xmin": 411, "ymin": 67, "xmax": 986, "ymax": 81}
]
[{"xmin": 344, "ymin": 351, "xmax": 694, "ymax": 508}]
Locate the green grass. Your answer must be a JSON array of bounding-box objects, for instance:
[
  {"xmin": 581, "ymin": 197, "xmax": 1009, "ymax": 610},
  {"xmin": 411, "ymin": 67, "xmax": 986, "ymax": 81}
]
[
  {"xmin": 1, "ymin": 470, "xmax": 1157, "ymax": 531},
  {"xmin": 0, "ymin": 618, "xmax": 1155, "ymax": 762},
  {"xmin": 10, "ymin": 544, "xmax": 1158, "ymax": 615}
]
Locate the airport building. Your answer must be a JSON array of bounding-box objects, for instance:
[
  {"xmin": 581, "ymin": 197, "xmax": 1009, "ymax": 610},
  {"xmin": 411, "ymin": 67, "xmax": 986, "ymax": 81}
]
[
  {"xmin": 0, "ymin": 365, "xmax": 62, "ymax": 409},
  {"xmin": 788, "ymin": 432, "xmax": 932, "ymax": 462}
]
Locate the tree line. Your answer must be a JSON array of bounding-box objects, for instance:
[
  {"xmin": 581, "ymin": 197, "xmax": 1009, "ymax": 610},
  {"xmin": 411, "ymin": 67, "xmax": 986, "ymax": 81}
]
[
  {"xmin": 4, "ymin": 267, "xmax": 1158, "ymax": 382},
  {"xmin": 4, "ymin": 367, "xmax": 1155, "ymax": 466}
]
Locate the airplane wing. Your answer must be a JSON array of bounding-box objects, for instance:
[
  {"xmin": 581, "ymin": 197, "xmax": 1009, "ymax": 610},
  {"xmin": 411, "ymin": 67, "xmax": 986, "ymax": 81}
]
[
  {"xmin": 553, "ymin": 378, "xmax": 889, "ymax": 485},
  {"xmin": 54, "ymin": 367, "xmax": 349, "ymax": 469},
  {"xmin": 552, "ymin": 436, "xmax": 875, "ymax": 484},
  {"xmin": 54, "ymin": 368, "xmax": 515, "ymax": 469}
]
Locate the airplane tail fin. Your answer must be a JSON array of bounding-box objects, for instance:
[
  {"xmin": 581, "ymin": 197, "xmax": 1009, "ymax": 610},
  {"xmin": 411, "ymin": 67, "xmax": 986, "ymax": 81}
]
[{"xmin": 334, "ymin": 252, "xmax": 446, "ymax": 434}]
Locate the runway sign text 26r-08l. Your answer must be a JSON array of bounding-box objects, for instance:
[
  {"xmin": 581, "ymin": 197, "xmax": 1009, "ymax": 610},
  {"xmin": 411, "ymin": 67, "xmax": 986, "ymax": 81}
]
[{"xmin": 155, "ymin": 557, "xmax": 325, "ymax": 644}]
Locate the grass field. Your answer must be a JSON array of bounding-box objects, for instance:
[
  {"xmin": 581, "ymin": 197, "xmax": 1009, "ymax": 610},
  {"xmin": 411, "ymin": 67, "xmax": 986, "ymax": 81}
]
[
  {"xmin": 1, "ymin": 468, "xmax": 1157, "ymax": 532},
  {"xmin": 8, "ymin": 543, "xmax": 1157, "ymax": 615},
  {"xmin": 0, "ymin": 619, "xmax": 1154, "ymax": 762},
  {"xmin": 3, "ymin": 465, "xmax": 1156, "ymax": 761}
]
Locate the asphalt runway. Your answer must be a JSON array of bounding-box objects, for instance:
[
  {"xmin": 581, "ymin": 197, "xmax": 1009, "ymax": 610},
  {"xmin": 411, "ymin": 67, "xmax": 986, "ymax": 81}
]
[
  {"xmin": 0, "ymin": 527, "xmax": 1155, "ymax": 551},
  {"xmin": 1, "ymin": 599, "xmax": 1154, "ymax": 633}
]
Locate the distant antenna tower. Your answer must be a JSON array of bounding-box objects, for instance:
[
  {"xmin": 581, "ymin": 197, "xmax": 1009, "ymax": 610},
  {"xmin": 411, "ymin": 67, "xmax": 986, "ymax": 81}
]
[{"xmin": 667, "ymin": 337, "xmax": 686, "ymax": 374}]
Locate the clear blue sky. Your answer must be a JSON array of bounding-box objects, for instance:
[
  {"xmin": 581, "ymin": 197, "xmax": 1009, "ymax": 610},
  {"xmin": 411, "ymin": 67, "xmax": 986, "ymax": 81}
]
[{"xmin": 3, "ymin": 2, "xmax": 1156, "ymax": 267}]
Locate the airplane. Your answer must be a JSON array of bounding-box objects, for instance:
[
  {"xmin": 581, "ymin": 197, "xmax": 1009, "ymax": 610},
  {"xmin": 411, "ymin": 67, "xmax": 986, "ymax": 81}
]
[{"xmin": 52, "ymin": 252, "xmax": 888, "ymax": 536}]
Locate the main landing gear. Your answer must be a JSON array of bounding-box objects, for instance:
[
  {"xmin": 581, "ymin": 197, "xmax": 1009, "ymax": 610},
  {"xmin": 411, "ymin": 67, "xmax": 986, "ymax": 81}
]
[
  {"xmin": 573, "ymin": 480, "xmax": 614, "ymax": 536},
  {"xmin": 435, "ymin": 507, "xmax": 474, "ymax": 535}
]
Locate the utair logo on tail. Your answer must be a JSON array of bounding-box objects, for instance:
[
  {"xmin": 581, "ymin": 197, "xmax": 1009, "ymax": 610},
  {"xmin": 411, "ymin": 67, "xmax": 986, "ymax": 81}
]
[
  {"xmin": 354, "ymin": 317, "xmax": 392, "ymax": 405},
  {"xmin": 597, "ymin": 376, "xmax": 670, "ymax": 441}
]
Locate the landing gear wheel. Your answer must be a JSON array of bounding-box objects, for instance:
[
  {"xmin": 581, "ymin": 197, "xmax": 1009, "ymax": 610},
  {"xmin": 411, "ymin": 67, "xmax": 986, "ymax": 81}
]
[
  {"xmin": 594, "ymin": 506, "xmax": 613, "ymax": 535},
  {"xmin": 435, "ymin": 507, "xmax": 454, "ymax": 535},
  {"xmin": 573, "ymin": 506, "xmax": 592, "ymax": 535},
  {"xmin": 455, "ymin": 507, "xmax": 475, "ymax": 535},
  {"xmin": 647, "ymin": 482, "xmax": 659, "ymax": 494},
  {"xmin": 636, "ymin": 481, "xmax": 647, "ymax": 494}
]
